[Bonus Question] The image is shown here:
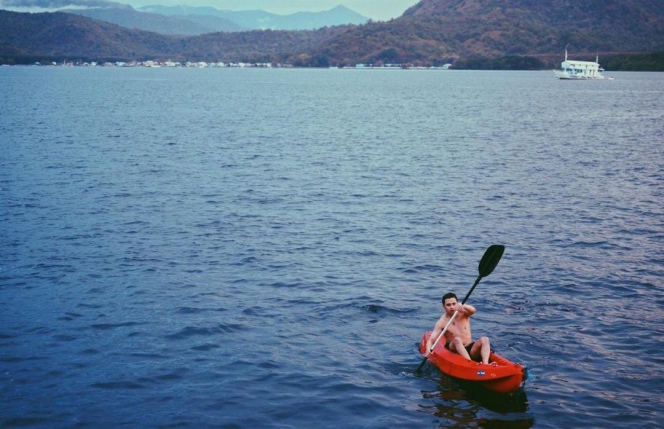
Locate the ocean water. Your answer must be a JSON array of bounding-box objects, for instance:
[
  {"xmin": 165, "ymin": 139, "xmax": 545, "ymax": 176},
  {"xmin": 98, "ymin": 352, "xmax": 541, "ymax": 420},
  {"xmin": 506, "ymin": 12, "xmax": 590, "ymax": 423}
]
[{"xmin": 1, "ymin": 67, "xmax": 662, "ymax": 428}]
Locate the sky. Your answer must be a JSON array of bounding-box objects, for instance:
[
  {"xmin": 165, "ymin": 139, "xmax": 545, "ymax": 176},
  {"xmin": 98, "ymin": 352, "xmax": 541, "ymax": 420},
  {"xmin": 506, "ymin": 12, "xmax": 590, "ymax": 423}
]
[{"xmin": 114, "ymin": 0, "xmax": 422, "ymax": 21}]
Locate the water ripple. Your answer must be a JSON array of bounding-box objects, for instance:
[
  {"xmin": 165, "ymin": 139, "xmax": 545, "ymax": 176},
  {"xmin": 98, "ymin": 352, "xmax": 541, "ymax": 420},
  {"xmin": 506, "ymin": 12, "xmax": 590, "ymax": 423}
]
[{"xmin": 1, "ymin": 68, "xmax": 662, "ymax": 428}]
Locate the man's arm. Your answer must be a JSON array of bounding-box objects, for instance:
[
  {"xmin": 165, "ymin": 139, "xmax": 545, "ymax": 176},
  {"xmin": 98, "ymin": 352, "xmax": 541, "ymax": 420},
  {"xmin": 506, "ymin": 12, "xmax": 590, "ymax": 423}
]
[
  {"xmin": 425, "ymin": 317, "xmax": 447, "ymax": 355},
  {"xmin": 457, "ymin": 303, "xmax": 476, "ymax": 317}
]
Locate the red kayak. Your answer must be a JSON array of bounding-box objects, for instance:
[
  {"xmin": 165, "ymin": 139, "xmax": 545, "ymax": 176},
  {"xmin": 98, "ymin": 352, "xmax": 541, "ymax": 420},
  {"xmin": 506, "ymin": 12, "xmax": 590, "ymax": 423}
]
[{"xmin": 419, "ymin": 331, "xmax": 526, "ymax": 394}]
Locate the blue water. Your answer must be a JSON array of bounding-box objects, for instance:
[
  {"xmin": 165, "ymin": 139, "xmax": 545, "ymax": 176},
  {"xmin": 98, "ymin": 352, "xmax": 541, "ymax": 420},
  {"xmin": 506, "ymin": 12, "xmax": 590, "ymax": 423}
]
[{"xmin": 1, "ymin": 67, "xmax": 663, "ymax": 428}]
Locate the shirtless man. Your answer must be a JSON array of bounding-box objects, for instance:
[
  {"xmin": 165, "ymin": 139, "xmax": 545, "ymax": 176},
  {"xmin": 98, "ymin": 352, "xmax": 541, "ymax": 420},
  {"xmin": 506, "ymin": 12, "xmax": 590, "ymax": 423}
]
[{"xmin": 425, "ymin": 292, "xmax": 491, "ymax": 364}]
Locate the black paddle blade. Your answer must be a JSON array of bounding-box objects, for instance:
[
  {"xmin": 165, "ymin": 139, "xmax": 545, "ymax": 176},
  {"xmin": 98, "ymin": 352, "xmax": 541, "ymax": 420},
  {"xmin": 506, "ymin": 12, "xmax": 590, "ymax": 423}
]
[{"xmin": 478, "ymin": 245, "xmax": 505, "ymax": 278}]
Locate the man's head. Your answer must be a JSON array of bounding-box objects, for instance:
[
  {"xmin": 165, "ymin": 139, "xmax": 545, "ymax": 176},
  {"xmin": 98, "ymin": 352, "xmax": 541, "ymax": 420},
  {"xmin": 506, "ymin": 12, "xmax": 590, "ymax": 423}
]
[{"xmin": 442, "ymin": 292, "xmax": 458, "ymax": 314}]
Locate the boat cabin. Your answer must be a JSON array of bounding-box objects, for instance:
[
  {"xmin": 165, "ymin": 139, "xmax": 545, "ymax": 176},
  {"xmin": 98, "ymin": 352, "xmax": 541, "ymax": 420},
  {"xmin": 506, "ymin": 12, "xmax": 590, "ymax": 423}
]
[
  {"xmin": 559, "ymin": 59, "xmax": 603, "ymax": 79},
  {"xmin": 553, "ymin": 47, "xmax": 606, "ymax": 80}
]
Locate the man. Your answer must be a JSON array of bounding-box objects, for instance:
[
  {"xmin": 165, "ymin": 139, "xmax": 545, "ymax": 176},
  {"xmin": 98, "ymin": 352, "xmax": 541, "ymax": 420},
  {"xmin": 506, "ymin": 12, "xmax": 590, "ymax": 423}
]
[{"xmin": 425, "ymin": 292, "xmax": 492, "ymax": 364}]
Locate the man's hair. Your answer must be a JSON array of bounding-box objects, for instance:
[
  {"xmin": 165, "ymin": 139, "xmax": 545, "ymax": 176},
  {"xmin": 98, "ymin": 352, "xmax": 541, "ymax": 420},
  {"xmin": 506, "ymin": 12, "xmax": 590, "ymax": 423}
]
[{"xmin": 442, "ymin": 292, "xmax": 457, "ymax": 303}]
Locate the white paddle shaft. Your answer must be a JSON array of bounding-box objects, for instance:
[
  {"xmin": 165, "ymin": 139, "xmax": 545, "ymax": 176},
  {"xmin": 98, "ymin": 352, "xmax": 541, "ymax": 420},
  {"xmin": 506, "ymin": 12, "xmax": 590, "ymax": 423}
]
[{"xmin": 429, "ymin": 309, "xmax": 459, "ymax": 353}]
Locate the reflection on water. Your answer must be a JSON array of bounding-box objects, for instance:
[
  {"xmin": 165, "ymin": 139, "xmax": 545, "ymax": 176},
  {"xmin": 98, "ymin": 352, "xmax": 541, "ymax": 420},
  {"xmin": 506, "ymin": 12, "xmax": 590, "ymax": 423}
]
[{"xmin": 420, "ymin": 364, "xmax": 532, "ymax": 428}]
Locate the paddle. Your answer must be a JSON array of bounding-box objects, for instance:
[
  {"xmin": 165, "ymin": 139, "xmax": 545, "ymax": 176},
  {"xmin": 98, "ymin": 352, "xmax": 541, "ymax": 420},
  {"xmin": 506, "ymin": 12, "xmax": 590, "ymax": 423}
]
[{"xmin": 416, "ymin": 244, "xmax": 505, "ymax": 373}]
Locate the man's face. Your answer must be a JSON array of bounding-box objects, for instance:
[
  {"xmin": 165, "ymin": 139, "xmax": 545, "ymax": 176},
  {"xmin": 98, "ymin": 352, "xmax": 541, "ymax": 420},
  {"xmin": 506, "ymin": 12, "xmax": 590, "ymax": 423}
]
[{"xmin": 443, "ymin": 298, "xmax": 458, "ymax": 315}]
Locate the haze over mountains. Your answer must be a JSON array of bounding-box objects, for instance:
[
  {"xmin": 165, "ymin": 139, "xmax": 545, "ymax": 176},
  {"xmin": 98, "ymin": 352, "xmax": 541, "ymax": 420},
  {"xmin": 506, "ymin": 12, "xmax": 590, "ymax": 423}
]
[
  {"xmin": 136, "ymin": 4, "xmax": 369, "ymax": 31},
  {"xmin": 1, "ymin": 0, "xmax": 663, "ymax": 67},
  {"xmin": 0, "ymin": 0, "xmax": 369, "ymax": 33},
  {"xmin": 67, "ymin": 6, "xmax": 244, "ymax": 35}
]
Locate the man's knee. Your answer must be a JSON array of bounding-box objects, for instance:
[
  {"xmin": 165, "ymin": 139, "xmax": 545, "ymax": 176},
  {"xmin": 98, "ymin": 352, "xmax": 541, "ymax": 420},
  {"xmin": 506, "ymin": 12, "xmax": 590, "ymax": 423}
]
[{"xmin": 450, "ymin": 338, "xmax": 464, "ymax": 350}]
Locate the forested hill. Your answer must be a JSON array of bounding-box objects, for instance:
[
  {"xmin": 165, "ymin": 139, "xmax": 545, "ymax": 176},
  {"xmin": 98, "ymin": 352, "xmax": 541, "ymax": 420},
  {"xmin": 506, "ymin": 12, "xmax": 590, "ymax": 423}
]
[
  {"xmin": 404, "ymin": 0, "xmax": 664, "ymax": 20},
  {"xmin": 2, "ymin": 0, "xmax": 664, "ymax": 68},
  {"xmin": 399, "ymin": 0, "xmax": 664, "ymax": 56},
  {"xmin": 319, "ymin": 0, "xmax": 664, "ymax": 65}
]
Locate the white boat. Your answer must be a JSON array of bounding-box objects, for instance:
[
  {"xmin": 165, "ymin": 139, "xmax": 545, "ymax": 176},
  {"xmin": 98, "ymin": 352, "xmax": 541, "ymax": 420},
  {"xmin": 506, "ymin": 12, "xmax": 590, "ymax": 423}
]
[{"xmin": 553, "ymin": 47, "xmax": 606, "ymax": 80}]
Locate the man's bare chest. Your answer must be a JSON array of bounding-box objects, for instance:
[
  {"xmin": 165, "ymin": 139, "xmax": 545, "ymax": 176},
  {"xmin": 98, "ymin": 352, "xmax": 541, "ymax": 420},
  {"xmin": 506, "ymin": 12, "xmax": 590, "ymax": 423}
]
[{"xmin": 444, "ymin": 317, "xmax": 471, "ymax": 337}]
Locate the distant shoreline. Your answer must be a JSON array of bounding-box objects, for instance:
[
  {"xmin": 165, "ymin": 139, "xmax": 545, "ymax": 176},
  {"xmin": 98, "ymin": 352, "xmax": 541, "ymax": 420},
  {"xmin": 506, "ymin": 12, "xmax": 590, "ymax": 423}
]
[{"xmin": 4, "ymin": 53, "xmax": 663, "ymax": 72}]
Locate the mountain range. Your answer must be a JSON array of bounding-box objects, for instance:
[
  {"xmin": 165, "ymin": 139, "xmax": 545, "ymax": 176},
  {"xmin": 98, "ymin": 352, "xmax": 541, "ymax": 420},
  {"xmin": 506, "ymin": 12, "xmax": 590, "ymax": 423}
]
[
  {"xmin": 66, "ymin": 7, "xmax": 243, "ymax": 35},
  {"xmin": 66, "ymin": 4, "xmax": 369, "ymax": 35},
  {"xmin": 136, "ymin": 5, "xmax": 369, "ymax": 32},
  {"xmin": 0, "ymin": 0, "xmax": 369, "ymax": 34},
  {"xmin": 1, "ymin": 0, "xmax": 664, "ymax": 67}
]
